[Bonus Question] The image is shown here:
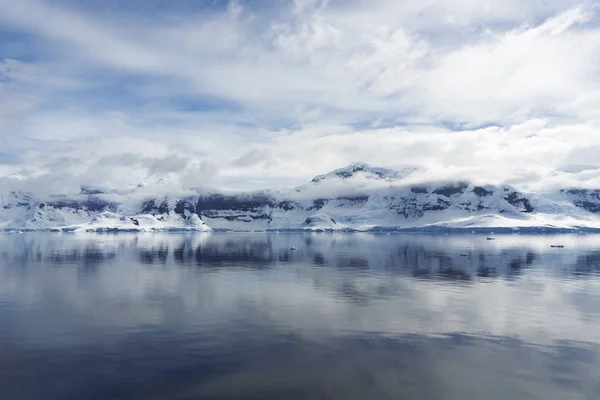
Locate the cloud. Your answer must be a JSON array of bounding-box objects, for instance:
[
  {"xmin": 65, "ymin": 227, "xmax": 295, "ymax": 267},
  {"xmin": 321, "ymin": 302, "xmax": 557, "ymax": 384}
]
[
  {"xmin": 0, "ymin": 0, "xmax": 599, "ymax": 192},
  {"xmin": 415, "ymin": 6, "xmax": 600, "ymax": 126},
  {"xmin": 0, "ymin": 135, "xmax": 220, "ymax": 196},
  {"xmin": 220, "ymin": 119, "xmax": 600, "ymax": 192}
]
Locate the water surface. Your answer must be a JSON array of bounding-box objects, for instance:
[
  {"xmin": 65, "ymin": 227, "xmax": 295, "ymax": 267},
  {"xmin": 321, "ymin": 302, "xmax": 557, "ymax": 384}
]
[{"xmin": 1, "ymin": 233, "xmax": 599, "ymax": 399}]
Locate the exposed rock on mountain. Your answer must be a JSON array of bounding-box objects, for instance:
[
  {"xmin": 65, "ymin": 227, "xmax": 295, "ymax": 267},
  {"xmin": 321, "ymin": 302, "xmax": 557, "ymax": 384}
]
[{"xmin": 3, "ymin": 164, "xmax": 600, "ymax": 232}]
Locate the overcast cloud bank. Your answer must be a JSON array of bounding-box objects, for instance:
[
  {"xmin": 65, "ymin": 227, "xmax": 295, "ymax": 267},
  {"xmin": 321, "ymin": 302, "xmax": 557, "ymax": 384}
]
[{"xmin": 1, "ymin": 0, "xmax": 600, "ymax": 194}]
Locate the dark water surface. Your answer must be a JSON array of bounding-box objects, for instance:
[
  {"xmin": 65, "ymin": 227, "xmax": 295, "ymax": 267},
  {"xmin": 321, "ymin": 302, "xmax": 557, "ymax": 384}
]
[{"xmin": 1, "ymin": 233, "xmax": 600, "ymax": 400}]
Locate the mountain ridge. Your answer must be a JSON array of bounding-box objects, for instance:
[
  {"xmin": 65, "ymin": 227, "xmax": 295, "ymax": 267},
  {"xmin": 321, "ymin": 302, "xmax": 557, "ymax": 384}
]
[{"xmin": 2, "ymin": 163, "xmax": 600, "ymax": 232}]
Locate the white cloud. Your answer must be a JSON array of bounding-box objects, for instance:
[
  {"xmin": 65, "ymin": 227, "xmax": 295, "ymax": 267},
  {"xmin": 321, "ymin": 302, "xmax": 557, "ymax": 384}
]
[
  {"xmin": 415, "ymin": 6, "xmax": 600, "ymax": 125},
  {"xmin": 0, "ymin": 0, "xmax": 599, "ymax": 192}
]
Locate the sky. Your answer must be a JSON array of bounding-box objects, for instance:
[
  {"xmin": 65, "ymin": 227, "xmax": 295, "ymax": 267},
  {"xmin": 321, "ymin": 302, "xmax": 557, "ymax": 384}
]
[{"xmin": 1, "ymin": 0, "xmax": 600, "ymax": 194}]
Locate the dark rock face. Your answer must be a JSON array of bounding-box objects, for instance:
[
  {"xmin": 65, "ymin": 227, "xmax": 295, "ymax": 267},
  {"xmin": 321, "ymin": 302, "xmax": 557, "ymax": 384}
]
[
  {"xmin": 45, "ymin": 200, "xmax": 81, "ymax": 210},
  {"xmin": 423, "ymin": 198, "xmax": 451, "ymax": 211},
  {"xmin": 196, "ymin": 194, "xmax": 273, "ymax": 222},
  {"xmin": 504, "ymin": 191, "xmax": 534, "ymax": 213},
  {"xmin": 432, "ymin": 182, "xmax": 469, "ymax": 197},
  {"xmin": 84, "ymin": 197, "xmax": 113, "ymax": 212},
  {"xmin": 214, "ymin": 214, "xmax": 271, "ymax": 222},
  {"xmin": 473, "ymin": 186, "xmax": 493, "ymax": 197},
  {"xmin": 341, "ymin": 196, "xmax": 369, "ymax": 203},
  {"xmin": 385, "ymin": 183, "xmax": 536, "ymax": 219},
  {"xmin": 390, "ymin": 197, "xmax": 423, "ymax": 219},
  {"xmin": 307, "ymin": 199, "xmax": 327, "ymax": 211},
  {"xmin": 173, "ymin": 200, "xmax": 196, "ymax": 217},
  {"xmin": 137, "ymin": 198, "xmax": 198, "ymax": 219},
  {"xmin": 305, "ymin": 196, "xmax": 368, "ymax": 212},
  {"xmin": 303, "ymin": 215, "xmax": 337, "ymax": 227},
  {"xmin": 575, "ymin": 201, "xmax": 600, "ymax": 213},
  {"xmin": 141, "ymin": 199, "xmax": 170, "ymax": 215},
  {"xmin": 389, "ymin": 193, "xmax": 456, "ymax": 219},
  {"xmin": 196, "ymin": 192, "xmax": 370, "ymax": 223},
  {"xmin": 273, "ymin": 200, "xmax": 299, "ymax": 211},
  {"xmin": 563, "ymin": 189, "xmax": 600, "ymax": 213},
  {"xmin": 457, "ymin": 201, "xmax": 490, "ymax": 213},
  {"xmin": 43, "ymin": 197, "xmax": 114, "ymax": 213},
  {"xmin": 411, "ymin": 187, "xmax": 428, "ymax": 194},
  {"xmin": 196, "ymin": 194, "xmax": 271, "ymax": 212}
]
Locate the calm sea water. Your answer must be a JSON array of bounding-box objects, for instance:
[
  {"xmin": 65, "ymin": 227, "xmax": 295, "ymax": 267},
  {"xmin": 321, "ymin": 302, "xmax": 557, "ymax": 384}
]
[{"xmin": 0, "ymin": 233, "xmax": 599, "ymax": 400}]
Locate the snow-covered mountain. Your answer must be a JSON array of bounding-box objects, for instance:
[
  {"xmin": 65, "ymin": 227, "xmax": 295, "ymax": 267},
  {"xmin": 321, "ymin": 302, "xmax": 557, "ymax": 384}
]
[
  {"xmin": 3, "ymin": 163, "xmax": 600, "ymax": 232},
  {"xmin": 310, "ymin": 163, "xmax": 418, "ymax": 183},
  {"xmin": 0, "ymin": 191, "xmax": 209, "ymax": 232}
]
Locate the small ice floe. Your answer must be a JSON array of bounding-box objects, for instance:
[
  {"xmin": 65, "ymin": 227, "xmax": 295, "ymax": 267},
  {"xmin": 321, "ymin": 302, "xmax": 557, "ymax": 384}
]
[{"xmin": 550, "ymin": 245, "xmax": 565, "ymax": 248}]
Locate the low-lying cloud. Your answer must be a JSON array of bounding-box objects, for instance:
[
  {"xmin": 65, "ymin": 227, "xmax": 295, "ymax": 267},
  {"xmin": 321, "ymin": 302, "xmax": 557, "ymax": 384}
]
[{"xmin": 0, "ymin": 0, "xmax": 599, "ymax": 194}]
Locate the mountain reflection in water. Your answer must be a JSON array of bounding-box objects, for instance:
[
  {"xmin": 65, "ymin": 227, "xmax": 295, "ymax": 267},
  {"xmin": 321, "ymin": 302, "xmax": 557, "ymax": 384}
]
[{"xmin": 0, "ymin": 232, "xmax": 599, "ymax": 400}]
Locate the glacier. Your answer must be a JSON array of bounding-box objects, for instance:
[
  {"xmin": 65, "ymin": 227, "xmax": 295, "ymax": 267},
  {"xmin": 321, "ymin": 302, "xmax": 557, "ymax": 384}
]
[{"xmin": 3, "ymin": 163, "xmax": 600, "ymax": 232}]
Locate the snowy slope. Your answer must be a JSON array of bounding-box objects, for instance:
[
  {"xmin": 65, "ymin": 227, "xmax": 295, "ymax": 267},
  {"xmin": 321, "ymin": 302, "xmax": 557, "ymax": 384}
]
[
  {"xmin": 0, "ymin": 191, "xmax": 211, "ymax": 232},
  {"xmin": 4, "ymin": 163, "xmax": 600, "ymax": 232},
  {"xmin": 56, "ymin": 212, "xmax": 210, "ymax": 233},
  {"xmin": 194, "ymin": 165, "xmax": 600, "ymax": 232}
]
